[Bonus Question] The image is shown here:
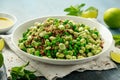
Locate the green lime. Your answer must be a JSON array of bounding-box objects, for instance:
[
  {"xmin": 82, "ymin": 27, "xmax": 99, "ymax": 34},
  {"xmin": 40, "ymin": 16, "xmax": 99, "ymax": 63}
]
[
  {"xmin": 0, "ymin": 53, "xmax": 3, "ymax": 67},
  {"xmin": 81, "ymin": 7, "xmax": 98, "ymax": 18},
  {"xmin": 104, "ymin": 8, "xmax": 120, "ymax": 29}
]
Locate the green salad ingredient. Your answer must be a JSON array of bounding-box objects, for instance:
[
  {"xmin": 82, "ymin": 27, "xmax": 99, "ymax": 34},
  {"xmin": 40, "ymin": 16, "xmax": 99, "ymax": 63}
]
[
  {"xmin": 104, "ymin": 8, "xmax": 120, "ymax": 29},
  {"xmin": 10, "ymin": 62, "xmax": 36, "ymax": 80},
  {"xmin": 18, "ymin": 18, "xmax": 103, "ymax": 59},
  {"xmin": 110, "ymin": 51, "xmax": 120, "ymax": 63},
  {"xmin": 64, "ymin": 3, "xmax": 98, "ymax": 18},
  {"xmin": 113, "ymin": 34, "xmax": 120, "ymax": 46}
]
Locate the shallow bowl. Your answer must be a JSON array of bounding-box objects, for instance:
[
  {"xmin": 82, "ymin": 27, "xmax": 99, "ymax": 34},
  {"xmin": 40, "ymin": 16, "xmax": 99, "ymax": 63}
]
[{"xmin": 12, "ymin": 16, "xmax": 113, "ymax": 65}]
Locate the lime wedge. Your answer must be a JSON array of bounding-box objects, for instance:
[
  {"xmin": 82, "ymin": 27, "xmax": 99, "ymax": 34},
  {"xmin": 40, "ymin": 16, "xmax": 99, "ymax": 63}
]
[
  {"xmin": 0, "ymin": 39, "xmax": 5, "ymax": 51},
  {"xmin": 110, "ymin": 51, "xmax": 120, "ymax": 63},
  {"xmin": 81, "ymin": 7, "xmax": 98, "ymax": 18},
  {"xmin": 0, "ymin": 39, "xmax": 4, "ymax": 67}
]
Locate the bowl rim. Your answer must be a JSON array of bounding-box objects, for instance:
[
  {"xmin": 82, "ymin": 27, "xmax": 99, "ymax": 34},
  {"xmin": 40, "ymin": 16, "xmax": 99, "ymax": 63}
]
[
  {"xmin": 11, "ymin": 15, "xmax": 113, "ymax": 62},
  {"xmin": 0, "ymin": 12, "xmax": 17, "ymax": 30}
]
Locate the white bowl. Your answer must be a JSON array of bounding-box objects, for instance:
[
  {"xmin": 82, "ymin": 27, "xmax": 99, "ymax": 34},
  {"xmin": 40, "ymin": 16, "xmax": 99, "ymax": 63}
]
[
  {"xmin": 12, "ymin": 16, "xmax": 113, "ymax": 65},
  {"xmin": 0, "ymin": 13, "xmax": 17, "ymax": 33}
]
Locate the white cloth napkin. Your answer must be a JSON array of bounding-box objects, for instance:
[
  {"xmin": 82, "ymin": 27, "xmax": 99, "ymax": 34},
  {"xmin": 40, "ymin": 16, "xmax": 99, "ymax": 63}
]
[{"xmin": 0, "ymin": 34, "xmax": 118, "ymax": 80}]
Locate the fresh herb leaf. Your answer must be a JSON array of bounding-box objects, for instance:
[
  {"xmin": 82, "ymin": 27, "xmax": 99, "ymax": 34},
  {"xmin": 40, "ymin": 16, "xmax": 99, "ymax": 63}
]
[
  {"xmin": 64, "ymin": 3, "xmax": 98, "ymax": 18},
  {"xmin": 64, "ymin": 3, "xmax": 85, "ymax": 16},
  {"xmin": 113, "ymin": 34, "xmax": 120, "ymax": 46},
  {"xmin": 10, "ymin": 62, "xmax": 36, "ymax": 80}
]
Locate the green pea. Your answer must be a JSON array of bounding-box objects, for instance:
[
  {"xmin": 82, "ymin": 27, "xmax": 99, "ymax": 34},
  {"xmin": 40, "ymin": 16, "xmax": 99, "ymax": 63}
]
[
  {"xmin": 35, "ymin": 50, "xmax": 40, "ymax": 56},
  {"xmin": 44, "ymin": 35, "xmax": 49, "ymax": 39},
  {"xmin": 64, "ymin": 32, "xmax": 70, "ymax": 35},
  {"xmin": 69, "ymin": 41, "xmax": 73, "ymax": 45},
  {"xmin": 76, "ymin": 41, "xmax": 81, "ymax": 46},
  {"xmin": 69, "ymin": 45, "xmax": 73, "ymax": 50},
  {"xmin": 63, "ymin": 19, "xmax": 69, "ymax": 25},
  {"xmin": 64, "ymin": 50, "xmax": 68, "ymax": 55},
  {"xmin": 52, "ymin": 40, "xmax": 57, "ymax": 45}
]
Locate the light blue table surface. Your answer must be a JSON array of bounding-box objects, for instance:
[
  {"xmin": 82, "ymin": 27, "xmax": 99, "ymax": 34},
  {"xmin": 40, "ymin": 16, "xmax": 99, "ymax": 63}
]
[{"xmin": 0, "ymin": 0, "xmax": 120, "ymax": 80}]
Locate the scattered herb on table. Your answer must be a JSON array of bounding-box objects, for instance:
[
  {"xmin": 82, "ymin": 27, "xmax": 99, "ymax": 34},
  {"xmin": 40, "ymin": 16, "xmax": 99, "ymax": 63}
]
[
  {"xmin": 10, "ymin": 62, "xmax": 37, "ymax": 80},
  {"xmin": 64, "ymin": 3, "xmax": 98, "ymax": 18},
  {"xmin": 113, "ymin": 34, "xmax": 120, "ymax": 46}
]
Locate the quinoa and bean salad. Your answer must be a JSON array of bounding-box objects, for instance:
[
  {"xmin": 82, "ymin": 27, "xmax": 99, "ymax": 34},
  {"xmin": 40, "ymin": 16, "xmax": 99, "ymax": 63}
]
[{"xmin": 18, "ymin": 18, "xmax": 103, "ymax": 59}]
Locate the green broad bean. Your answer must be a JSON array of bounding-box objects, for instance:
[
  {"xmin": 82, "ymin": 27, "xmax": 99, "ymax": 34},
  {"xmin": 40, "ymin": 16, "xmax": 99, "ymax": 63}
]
[
  {"xmin": 58, "ymin": 25, "xmax": 65, "ymax": 30},
  {"xmin": 72, "ymin": 56, "xmax": 77, "ymax": 59},
  {"xmin": 39, "ymin": 31, "xmax": 47, "ymax": 37},
  {"xmin": 80, "ymin": 38, "xmax": 86, "ymax": 44},
  {"xmin": 92, "ymin": 33, "xmax": 98, "ymax": 39},
  {"xmin": 78, "ymin": 27, "xmax": 84, "ymax": 32},
  {"xmin": 72, "ymin": 40, "xmax": 77, "ymax": 43},
  {"xmin": 31, "ymin": 41, "xmax": 41, "ymax": 47},
  {"xmin": 65, "ymin": 35, "xmax": 72, "ymax": 40},
  {"xmin": 59, "ymin": 43, "xmax": 66, "ymax": 50},
  {"xmin": 73, "ymin": 32, "xmax": 79, "ymax": 37},
  {"xmin": 18, "ymin": 43, "xmax": 25, "ymax": 49},
  {"xmin": 77, "ymin": 55, "xmax": 85, "ymax": 59},
  {"xmin": 67, "ymin": 51, "xmax": 73, "ymax": 55},
  {"xmin": 66, "ymin": 55, "xmax": 72, "ymax": 59},
  {"xmin": 79, "ymin": 50, "xmax": 84, "ymax": 54},
  {"xmin": 65, "ymin": 41, "xmax": 69, "ymax": 45},
  {"xmin": 85, "ymin": 45, "xmax": 92, "ymax": 49},
  {"xmin": 49, "ymin": 36, "xmax": 56, "ymax": 40},
  {"xmin": 67, "ymin": 29, "xmax": 74, "ymax": 33},
  {"xmin": 34, "ymin": 22, "xmax": 41, "ymax": 27},
  {"xmin": 56, "ymin": 52, "xmax": 64, "ymax": 58},
  {"xmin": 27, "ymin": 48, "xmax": 35, "ymax": 54},
  {"xmin": 45, "ymin": 46, "xmax": 51, "ymax": 50},
  {"xmin": 87, "ymin": 52, "xmax": 93, "ymax": 57}
]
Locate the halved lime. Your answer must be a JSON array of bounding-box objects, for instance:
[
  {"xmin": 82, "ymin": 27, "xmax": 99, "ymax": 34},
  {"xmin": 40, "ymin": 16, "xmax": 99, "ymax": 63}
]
[
  {"xmin": 81, "ymin": 7, "xmax": 98, "ymax": 18},
  {"xmin": 110, "ymin": 51, "xmax": 120, "ymax": 63}
]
